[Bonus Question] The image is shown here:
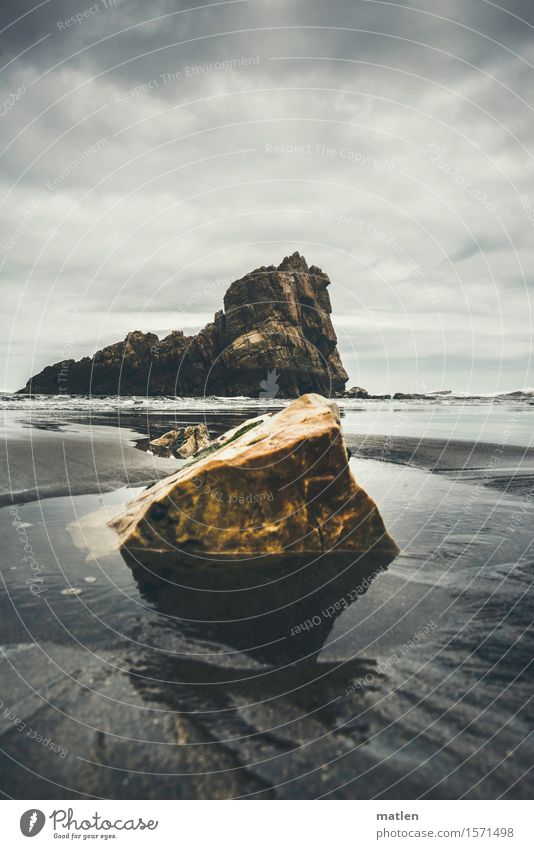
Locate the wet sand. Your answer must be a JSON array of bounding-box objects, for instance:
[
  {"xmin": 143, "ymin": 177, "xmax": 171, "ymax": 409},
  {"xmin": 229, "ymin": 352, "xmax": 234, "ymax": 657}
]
[
  {"xmin": 347, "ymin": 433, "xmax": 534, "ymax": 493},
  {"xmin": 0, "ymin": 418, "xmax": 181, "ymax": 508},
  {"xmin": 1, "ymin": 408, "xmax": 533, "ymax": 799}
]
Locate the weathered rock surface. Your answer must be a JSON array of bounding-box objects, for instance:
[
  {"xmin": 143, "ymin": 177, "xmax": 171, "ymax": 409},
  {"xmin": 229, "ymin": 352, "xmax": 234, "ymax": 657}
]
[
  {"xmin": 345, "ymin": 386, "xmax": 370, "ymax": 399},
  {"xmin": 111, "ymin": 394, "xmax": 398, "ymax": 565},
  {"xmin": 149, "ymin": 424, "xmax": 210, "ymax": 458},
  {"xmin": 19, "ymin": 252, "xmax": 348, "ymax": 398}
]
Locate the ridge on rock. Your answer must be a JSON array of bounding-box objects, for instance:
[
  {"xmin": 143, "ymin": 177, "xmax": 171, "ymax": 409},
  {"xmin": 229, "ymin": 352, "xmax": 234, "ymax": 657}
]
[{"xmin": 19, "ymin": 253, "xmax": 349, "ymax": 398}]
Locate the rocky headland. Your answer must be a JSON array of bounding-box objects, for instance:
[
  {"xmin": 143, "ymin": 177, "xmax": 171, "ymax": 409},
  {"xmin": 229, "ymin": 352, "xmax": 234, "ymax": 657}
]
[{"xmin": 19, "ymin": 252, "xmax": 348, "ymax": 399}]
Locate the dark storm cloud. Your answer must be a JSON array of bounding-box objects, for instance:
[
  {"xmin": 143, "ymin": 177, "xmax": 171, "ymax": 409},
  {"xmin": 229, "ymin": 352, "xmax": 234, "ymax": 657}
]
[{"xmin": 2, "ymin": 0, "xmax": 533, "ymax": 79}]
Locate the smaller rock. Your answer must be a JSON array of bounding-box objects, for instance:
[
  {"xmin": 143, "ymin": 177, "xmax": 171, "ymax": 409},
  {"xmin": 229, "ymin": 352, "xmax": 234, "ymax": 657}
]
[
  {"xmin": 345, "ymin": 386, "xmax": 369, "ymax": 399},
  {"xmin": 149, "ymin": 430, "xmax": 179, "ymax": 457},
  {"xmin": 149, "ymin": 424, "xmax": 210, "ymax": 458}
]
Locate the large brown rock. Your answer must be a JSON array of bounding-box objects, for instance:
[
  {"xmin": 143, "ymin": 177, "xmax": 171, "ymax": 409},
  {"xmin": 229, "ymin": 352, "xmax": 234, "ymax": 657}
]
[
  {"xmin": 111, "ymin": 394, "xmax": 398, "ymax": 565},
  {"xmin": 19, "ymin": 253, "xmax": 348, "ymax": 398}
]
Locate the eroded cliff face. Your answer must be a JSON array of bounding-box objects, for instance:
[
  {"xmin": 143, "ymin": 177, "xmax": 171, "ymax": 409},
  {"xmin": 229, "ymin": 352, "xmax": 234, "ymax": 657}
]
[{"xmin": 20, "ymin": 252, "xmax": 348, "ymax": 398}]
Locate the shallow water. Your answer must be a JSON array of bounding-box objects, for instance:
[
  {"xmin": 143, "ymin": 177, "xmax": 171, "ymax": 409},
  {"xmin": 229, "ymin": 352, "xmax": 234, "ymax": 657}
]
[
  {"xmin": 0, "ymin": 404, "xmax": 532, "ymax": 798},
  {"xmin": 342, "ymin": 402, "xmax": 534, "ymax": 447},
  {"xmin": 3, "ymin": 394, "xmax": 534, "ymax": 447}
]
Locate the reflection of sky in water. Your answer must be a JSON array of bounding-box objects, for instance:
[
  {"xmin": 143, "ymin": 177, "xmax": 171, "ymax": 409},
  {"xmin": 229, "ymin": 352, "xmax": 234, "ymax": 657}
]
[
  {"xmin": 2, "ymin": 399, "xmax": 534, "ymax": 448},
  {"xmin": 341, "ymin": 404, "xmax": 534, "ymax": 447}
]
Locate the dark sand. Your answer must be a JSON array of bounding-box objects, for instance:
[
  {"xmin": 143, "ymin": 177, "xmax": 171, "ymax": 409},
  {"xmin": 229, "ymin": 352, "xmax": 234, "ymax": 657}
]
[
  {"xmin": 347, "ymin": 433, "xmax": 534, "ymax": 493},
  {"xmin": 1, "ymin": 411, "xmax": 533, "ymax": 799}
]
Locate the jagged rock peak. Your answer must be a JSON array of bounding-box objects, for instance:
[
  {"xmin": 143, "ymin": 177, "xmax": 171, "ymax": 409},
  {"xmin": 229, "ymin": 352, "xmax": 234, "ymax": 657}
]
[
  {"xmin": 246, "ymin": 252, "xmax": 329, "ymax": 287},
  {"xmin": 245, "ymin": 251, "xmax": 310, "ymax": 277},
  {"xmin": 277, "ymin": 251, "xmax": 310, "ymax": 273}
]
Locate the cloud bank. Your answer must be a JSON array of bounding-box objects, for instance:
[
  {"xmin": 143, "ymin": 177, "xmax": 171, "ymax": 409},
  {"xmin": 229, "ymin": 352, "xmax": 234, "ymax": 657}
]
[{"xmin": 2, "ymin": 0, "xmax": 534, "ymax": 392}]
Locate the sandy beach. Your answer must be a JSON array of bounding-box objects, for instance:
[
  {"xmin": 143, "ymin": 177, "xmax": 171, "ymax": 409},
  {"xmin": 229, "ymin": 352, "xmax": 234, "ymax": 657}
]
[{"xmin": 0, "ymin": 400, "xmax": 532, "ymax": 799}]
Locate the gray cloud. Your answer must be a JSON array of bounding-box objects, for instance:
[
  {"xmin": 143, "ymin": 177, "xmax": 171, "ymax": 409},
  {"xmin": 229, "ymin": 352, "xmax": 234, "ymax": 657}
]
[{"xmin": 1, "ymin": 0, "xmax": 534, "ymax": 393}]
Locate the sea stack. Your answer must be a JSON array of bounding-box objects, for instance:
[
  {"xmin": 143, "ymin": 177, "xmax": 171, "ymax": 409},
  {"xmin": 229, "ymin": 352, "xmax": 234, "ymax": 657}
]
[{"xmin": 19, "ymin": 252, "xmax": 349, "ymax": 398}]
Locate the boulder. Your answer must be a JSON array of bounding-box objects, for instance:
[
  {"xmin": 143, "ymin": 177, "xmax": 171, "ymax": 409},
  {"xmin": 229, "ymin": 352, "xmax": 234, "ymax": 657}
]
[
  {"xmin": 149, "ymin": 424, "xmax": 210, "ymax": 458},
  {"xmin": 345, "ymin": 386, "xmax": 369, "ymax": 399},
  {"xmin": 111, "ymin": 394, "xmax": 398, "ymax": 566}
]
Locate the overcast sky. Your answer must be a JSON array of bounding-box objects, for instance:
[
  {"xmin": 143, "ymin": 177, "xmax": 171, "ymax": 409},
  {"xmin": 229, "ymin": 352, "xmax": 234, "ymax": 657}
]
[{"xmin": 1, "ymin": 0, "xmax": 534, "ymax": 393}]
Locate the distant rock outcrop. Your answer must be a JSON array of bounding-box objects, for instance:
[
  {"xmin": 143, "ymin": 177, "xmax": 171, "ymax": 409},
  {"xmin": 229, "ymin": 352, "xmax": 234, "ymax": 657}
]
[
  {"xmin": 149, "ymin": 425, "xmax": 210, "ymax": 459},
  {"xmin": 19, "ymin": 252, "xmax": 348, "ymax": 398},
  {"xmin": 345, "ymin": 386, "xmax": 370, "ymax": 399}
]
